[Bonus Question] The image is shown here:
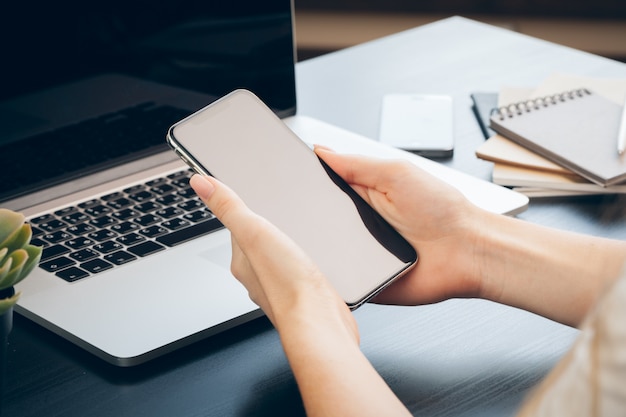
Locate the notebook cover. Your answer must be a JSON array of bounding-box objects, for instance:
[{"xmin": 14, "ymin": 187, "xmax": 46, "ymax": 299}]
[
  {"xmin": 492, "ymin": 163, "xmax": 626, "ymax": 194},
  {"xmin": 475, "ymin": 134, "xmax": 572, "ymax": 174},
  {"xmin": 489, "ymin": 90, "xmax": 626, "ymax": 186}
]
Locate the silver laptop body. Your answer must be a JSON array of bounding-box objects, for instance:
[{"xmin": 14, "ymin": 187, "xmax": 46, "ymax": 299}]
[{"xmin": 2, "ymin": 1, "xmax": 527, "ymax": 366}]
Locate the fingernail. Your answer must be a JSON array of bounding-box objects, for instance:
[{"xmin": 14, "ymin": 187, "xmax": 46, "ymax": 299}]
[
  {"xmin": 190, "ymin": 174, "xmax": 215, "ymax": 200},
  {"xmin": 314, "ymin": 144, "xmax": 335, "ymax": 153}
]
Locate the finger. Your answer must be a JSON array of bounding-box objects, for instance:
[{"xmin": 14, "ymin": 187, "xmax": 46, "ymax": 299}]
[
  {"xmin": 189, "ymin": 174, "xmax": 255, "ymax": 236},
  {"xmin": 314, "ymin": 147, "xmax": 398, "ymax": 190},
  {"xmin": 312, "ymin": 144, "xmax": 335, "ymax": 153}
]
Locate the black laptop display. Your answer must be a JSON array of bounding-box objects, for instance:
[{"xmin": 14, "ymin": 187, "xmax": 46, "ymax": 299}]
[{"xmin": 1, "ymin": 0, "xmax": 296, "ymax": 203}]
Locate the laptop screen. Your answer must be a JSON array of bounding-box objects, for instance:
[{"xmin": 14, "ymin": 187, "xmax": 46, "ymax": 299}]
[{"xmin": 1, "ymin": 0, "xmax": 296, "ymax": 203}]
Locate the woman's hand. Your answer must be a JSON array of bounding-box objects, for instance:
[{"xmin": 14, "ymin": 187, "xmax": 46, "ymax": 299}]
[
  {"xmin": 189, "ymin": 173, "xmax": 358, "ymax": 340},
  {"xmin": 316, "ymin": 147, "xmax": 626, "ymax": 326},
  {"xmin": 315, "ymin": 146, "xmax": 488, "ymax": 306},
  {"xmin": 190, "ymin": 173, "xmax": 412, "ymax": 416}
]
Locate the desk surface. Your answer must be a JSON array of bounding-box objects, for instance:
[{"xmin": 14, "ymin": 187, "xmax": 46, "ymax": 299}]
[{"xmin": 6, "ymin": 17, "xmax": 626, "ymax": 417}]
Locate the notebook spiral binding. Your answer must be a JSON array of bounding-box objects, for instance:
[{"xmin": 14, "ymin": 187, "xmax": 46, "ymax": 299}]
[{"xmin": 490, "ymin": 88, "xmax": 591, "ymax": 120}]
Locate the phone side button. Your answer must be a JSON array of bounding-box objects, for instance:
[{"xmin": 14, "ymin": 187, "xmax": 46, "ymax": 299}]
[{"xmin": 175, "ymin": 149, "xmax": 190, "ymax": 165}]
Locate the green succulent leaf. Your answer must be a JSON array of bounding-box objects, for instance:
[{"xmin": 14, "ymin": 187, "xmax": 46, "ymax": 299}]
[
  {"xmin": 0, "ymin": 208, "xmax": 42, "ymax": 291},
  {"xmin": 0, "ymin": 208, "xmax": 25, "ymax": 246},
  {"xmin": 0, "ymin": 291, "xmax": 20, "ymax": 316},
  {"xmin": 15, "ymin": 245, "xmax": 42, "ymax": 286},
  {"xmin": 0, "ymin": 249, "xmax": 27, "ymax": 289},
  {"xmin": 0, "ymin": 256, "xmax": 12, "ymax": 285},
  {"xmin": 1, "ymin": 224, "xmax": 33, "ymax": 255}
]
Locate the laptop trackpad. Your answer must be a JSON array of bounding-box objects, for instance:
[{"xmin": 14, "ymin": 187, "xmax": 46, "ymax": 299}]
[{"xmin": 199, "ymin": 242, "xmax": 232, "ymax": 268}]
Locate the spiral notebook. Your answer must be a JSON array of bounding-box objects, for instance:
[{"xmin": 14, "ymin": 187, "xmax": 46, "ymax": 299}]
[{"xmin": 489, "ymin": 88, "xmax": 626, "ymax": 186}]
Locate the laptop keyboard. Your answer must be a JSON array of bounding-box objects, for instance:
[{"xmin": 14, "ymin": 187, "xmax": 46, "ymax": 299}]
[{"xmin": 29, "ymin": 170, "xmax": 224, "ymax": 282}]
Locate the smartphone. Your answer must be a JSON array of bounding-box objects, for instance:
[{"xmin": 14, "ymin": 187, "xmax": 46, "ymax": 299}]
[
  {"xmin": 379, "ymin": 93, "xmax": 454, "ymax": 157},
  {"xmin": 166, "ymin": 89, "xmax": 417, "ymax": 309}
]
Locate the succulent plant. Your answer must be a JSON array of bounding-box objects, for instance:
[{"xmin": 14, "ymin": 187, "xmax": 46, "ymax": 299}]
[{"xmin": 0, "ymin": 208, "xmax": 42, "ymax": 315}]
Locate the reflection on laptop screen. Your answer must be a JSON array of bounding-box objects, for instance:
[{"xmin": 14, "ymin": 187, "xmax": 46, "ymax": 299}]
[{"xmin": 1, "ymin": 1, "xmax": 296, "ymax": 203}]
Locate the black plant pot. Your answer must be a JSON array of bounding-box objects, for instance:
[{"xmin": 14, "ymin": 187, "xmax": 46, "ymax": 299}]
[{"xmin": 0, "ymin": 287, "xmax": 15, "ymax": 417}]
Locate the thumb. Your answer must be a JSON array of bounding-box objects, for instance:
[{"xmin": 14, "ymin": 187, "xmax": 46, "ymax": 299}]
[
  {"xmin": 189, "ymin": 173, "xmax": 216, "ymax": 202},
  {"xmin": 315, "ymin": 147, "xmax": 390, "ymax": 190},
  {"xmin": 189, "ymin": 174, "xmax": 251, "ymax": 233}
]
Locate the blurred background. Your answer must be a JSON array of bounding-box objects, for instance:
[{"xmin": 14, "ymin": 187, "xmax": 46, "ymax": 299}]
[{"xmin": 293, "ymin": 0, "xmax": 626, "ymax": 62}]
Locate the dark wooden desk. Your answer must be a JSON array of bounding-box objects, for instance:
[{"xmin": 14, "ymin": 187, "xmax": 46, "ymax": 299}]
[{"xmin": 6, "ymin": 17, "xmax": 626, "ymax": 417}]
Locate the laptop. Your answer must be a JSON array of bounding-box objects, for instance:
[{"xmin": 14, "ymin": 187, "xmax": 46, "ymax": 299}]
[{"xmin": 2, "ymin": 1, "xmax": 528, "ymax": 366}]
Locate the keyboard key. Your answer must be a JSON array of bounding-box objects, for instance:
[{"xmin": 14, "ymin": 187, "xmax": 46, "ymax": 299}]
[
  {"xmin": 55, "ymin": 206, "xmax": 77, "ymax": 216},
  {"xmin": 31, "ymin": 214, "xmax": 55, "ymax": 224},
  {"xmin": 56, "ymin": 266, "xmax": 90, "ymax": 282},
  {"xmin": 176, "ymin": 186, "xmax": 196, "ymax": 198},
  {"xmin": 107, "ymin": 197, "xmax": 133, "ymax": 210},
  {"xmin": 81, "ymin": 258, "xmax": 113, "ymax": 274},
  {"xmin": 111, "ymin": 221, "xmax": 139, "ymax": 234},
  {"xmin": 112, "ymin": 207, "xmax": 140, "ymax": 220},
  {"xmin": 170, "ymin": 169, "xmax": 191, "ymax": 177},
  {"xmin": 65, "ymin": 238, "xmax": 95, "ymax": 250},
  {"xmin": 42, "ymin": 230, "xmax": 72, "ymax": 243},
  {"xmin": 101, "ymin": 191, "xmax": 123, "ymax": 201},
  {"xmin": 62, "ymin": 211, "xmax": 90, "ymax": 224},
  {"xmin": 116, "ymin": 233, "xmax": 145, "ymax": 246},
  {"xmin": 93, "ymin": 241, "xmax": 124, "ymax": 254},
  {"xmin": 156, "ymin": 194, "xmax": 183, "ymax": 205},
  {"xmin": 88, "ymin": 229, "xmax": 118, "ymax": 242},
  {"xmin": 167, "ymin": 170, "xmax": 191, "ymax": 181},
  {"xmin": 109, "ymin": 196, "xmax": 133, "ymax": 208},
  {"xmin": 70, "ymin": 248, "xmax": 99, "ymax": 262},
  {"xmin": 177, "ymin": 200, "xmax": 203, "ymax": 212},
  {"xmin": 146, "ymin": 177, "xmax": 167, "ymax": 187},
  {"xmin": 89, "ymin": 215, "xmax": 117, "ymax": 228},
  {"xmin": 171, "ymin": 179, "xmax": 190, "ymax": 189},
  {"xmin": 84, "ymin": 204, "xmax": 113, "ymax": 217},
  {"xmin": 184, "ymin": 210, "xmax": 213, "ymax": 223},
  {"xmin": 30, "ymin": 226, "xmax": 45, "ymax": 237},
  {"xmin": 123, "ymin": 184, "xmax": 145, "ymax": 194},
  {"xmin": 78, "ymin": 199, "xmax": 100, "ymax": 209},
  {"xmin": 67, "ymin": 223, "xmax": 97, "ymax": 236},
  {"xmin": 40, "ymin": 256, "xmax": 75, "ymax": 272},
  {"xmin": 135, "ymin": 201, "xmax": 160, "ymax": 213},
  {"xmin": 41, "ymin": 244, "xmax": 71, "ymax": 261},
  {"xmin": 162, "ymin": 218, "xmax": 190, "ymax": 231},
  {"xmin": 128, "ymin": 241, "xmax": 165, "ymax": 257},
  {"xmin": 38, "ymin": 219, "xmax": 68, "ymax": 232},
  {"xmin": 104, "ymin": 250, "xmax": 137, "ymax": 265},
  {"xmin": 134, "ymin": 214, "xmax": 160, "ymax": 226},
  {"xmin": 150, "ymin": 183, "xmax": 175, "ymax": 195},
  {"xmin": 156, "ymin": 207, "xmax": 184, "ymax": 219},
  {"xmin": 157, "ymin": 218, "xmax": 224, "ymax": 247},
  {"xmin": 129, "ymin": 190, "xmax": 153, "ymax": 202},
  {"xmin": 30, "ymin": 237, "xmax": 49, "ymax": 248},
  {"xmin": 139, "ymin": 225, "xmax": 168, "ymax": 238}
]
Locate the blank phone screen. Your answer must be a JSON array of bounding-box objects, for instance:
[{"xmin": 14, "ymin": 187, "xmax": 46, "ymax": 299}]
[{"xmin": 167, "ymin": 90, "xmax": 417, "ymax": 308}]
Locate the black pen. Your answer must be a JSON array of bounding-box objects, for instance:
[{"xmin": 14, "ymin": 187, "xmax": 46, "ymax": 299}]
[{"xmin": 617, "ymin": 95, "xmax": 626, "ymax": 155}]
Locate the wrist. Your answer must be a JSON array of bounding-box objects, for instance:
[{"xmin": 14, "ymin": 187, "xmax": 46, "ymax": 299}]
[
  {"xmin": 445, "ymin": 206, "xmax": 496, "ymax": 300},
  {"xmin": 267, "ymin": 274, "xmax": 360, "ymax": 347},
  {"xmin": 473, "ymin": 212, "xmax": 626, "ymax": 327}
]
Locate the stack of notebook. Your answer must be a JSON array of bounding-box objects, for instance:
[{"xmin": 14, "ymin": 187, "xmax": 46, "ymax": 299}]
[{"xmin": 475, "ymin": 73, "xmax": 626, "ymax": 197}]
